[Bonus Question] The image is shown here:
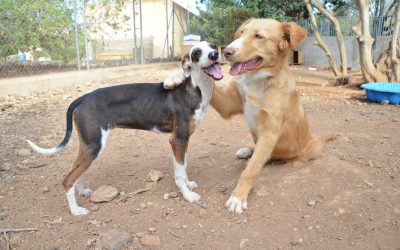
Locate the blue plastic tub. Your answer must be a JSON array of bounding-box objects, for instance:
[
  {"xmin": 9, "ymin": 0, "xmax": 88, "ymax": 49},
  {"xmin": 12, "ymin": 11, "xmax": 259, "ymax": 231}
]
[{"xmin": 361, "ymin": 83, "xmax": 400, "ymax": 105}]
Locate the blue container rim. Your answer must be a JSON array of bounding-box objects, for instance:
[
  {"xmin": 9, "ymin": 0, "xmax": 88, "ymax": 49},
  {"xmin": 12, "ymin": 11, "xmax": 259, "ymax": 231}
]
[{"xmin": 361, "ymin": 82, "xmax": 400, "ymax": 94}]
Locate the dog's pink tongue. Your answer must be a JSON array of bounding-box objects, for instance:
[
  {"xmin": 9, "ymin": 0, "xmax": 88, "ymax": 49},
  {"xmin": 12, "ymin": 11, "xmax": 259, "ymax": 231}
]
[
  {"xmin": 209, "ymin": 64, "xmax": 223, "ymax": 80},
  {"xmin": 229, "ymin": 62, "xmax": 244, "ymax": 75}
]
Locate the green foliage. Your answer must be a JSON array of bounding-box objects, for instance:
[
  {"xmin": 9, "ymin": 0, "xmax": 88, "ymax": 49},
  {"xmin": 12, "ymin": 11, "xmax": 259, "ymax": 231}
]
[
  {"xmin": 86, "ymin": 0, "xmax": 131, "ymax": 37},
  {"xmin": 191, "ymin": 6, "xmax": 255, "ymax": 45},
  {"xmin": 193, "ymin": 0, "xmax": 308, "ymax": 45},
  {"xmin": 0, "ymin": 0, "xmax": 83, "ymax": 63}
]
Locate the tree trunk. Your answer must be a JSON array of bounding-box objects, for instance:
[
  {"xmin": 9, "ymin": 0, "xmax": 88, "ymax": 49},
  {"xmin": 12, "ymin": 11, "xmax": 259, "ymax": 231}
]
[
  {"xmin": 353, "ymin": 0, "xmax": 388, "ymax": 82},
  {"xmin": 314, "ymin": 1, "xmax": 349, "ymax": 84},
  {"xmin": 304, "ymin": 0, "xmax": 341, "ymax": 77},
  {"xmin": 391, "ymin": 2, "xmax": 400, "ymax": 81}
]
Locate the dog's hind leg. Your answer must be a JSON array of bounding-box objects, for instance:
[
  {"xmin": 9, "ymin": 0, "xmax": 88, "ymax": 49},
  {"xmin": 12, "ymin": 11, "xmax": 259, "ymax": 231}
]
[
  {"xmin": 76, "ymin": 177, "xmax": 92, "ymax": 197},
  {"xmin": 169, "ymin": 133, "xmax": 200, "ymax": 203},
  {"xmin": 62, "ymin": 140, "xmax": 101, "ymax": 215}
]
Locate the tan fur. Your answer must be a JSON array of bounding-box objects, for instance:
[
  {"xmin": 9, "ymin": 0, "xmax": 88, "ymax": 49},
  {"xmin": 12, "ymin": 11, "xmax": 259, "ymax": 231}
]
[{"xmin": 215, "ymin": 19, "xmax": 337, "ymax": 210}]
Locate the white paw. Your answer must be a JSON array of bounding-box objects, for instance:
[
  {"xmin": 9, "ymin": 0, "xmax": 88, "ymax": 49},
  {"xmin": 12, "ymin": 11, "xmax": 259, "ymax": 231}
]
[
  {"xmin": 163, "ymin": 73, "xmax": 185, "ymax": 89},
  {"xmin": 225, "ymin": 195, "xmax": 248, "ymax": 214},
  {"xmin": 70, "ymin": 206, "xmax": 90, "ymax": 216},
  {"xmin": 186, "ymin": 180, "xmax": 198, "ymax": 190},
  {"xmin": 183, "ymin": 191, "xmax": 201, "ymax": 203},
  {"xmin": 78, "ymin": 188, "xmax": 93, "ymax": 197},
  {"xmin": 235, "ymin": 147, "xmax": 253, "ymax": 159}
]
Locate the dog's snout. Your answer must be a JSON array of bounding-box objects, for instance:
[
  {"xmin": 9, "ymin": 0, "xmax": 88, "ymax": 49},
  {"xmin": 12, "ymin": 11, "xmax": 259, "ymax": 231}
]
[
  {"xmin": 208, "ymin": 51, "xmax": 219, "ymax": 61},
  {"xmin": 223, "ymin": 47, "xmax": 234, "ymax": 60}
]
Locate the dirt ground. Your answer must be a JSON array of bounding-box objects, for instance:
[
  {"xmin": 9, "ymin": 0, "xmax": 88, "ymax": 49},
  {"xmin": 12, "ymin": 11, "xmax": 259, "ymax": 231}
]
[{"xmin": 0, "ymin": 64, "xmax": 399, "ymax": 249}]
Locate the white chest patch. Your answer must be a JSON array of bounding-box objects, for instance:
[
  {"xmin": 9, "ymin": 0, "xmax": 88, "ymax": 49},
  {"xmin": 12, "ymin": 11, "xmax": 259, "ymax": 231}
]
[
  {"xmin": 235, "ymin": 73, "xmax": 269, "ymax": 133},
  {"xmin": 243, "ymin": 100, "xmax": 260, "ymax": 132},
  {"xmin": 194, "ymin": 106, "xmax": 206, "ymax": 127}
]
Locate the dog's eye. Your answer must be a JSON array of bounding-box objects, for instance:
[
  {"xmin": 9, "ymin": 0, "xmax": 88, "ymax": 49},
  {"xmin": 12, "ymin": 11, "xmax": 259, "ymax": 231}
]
[{"xmin": 255, "ymin": 34, "xmax": 264, "ymax": 39}]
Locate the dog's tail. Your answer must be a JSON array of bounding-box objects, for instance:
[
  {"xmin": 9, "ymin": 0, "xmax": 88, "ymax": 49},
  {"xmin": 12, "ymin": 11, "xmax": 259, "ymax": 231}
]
[
  {"xmin": 297, "ymin": 134, "xmax": 340, "ymax": 162},
  {"xmin": 25, "ymin": 97, "xmax": 83, "ymax": 155}
]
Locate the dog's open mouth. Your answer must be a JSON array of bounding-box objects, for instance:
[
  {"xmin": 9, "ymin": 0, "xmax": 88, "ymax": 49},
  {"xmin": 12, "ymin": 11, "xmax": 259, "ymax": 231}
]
[
  {"xmin": 229, "ymin": 57, "xmax": 262, "ymax": 76},
  {"xmin": 202, "ymin": 62, "xmax": 223, "ymax": 80}
]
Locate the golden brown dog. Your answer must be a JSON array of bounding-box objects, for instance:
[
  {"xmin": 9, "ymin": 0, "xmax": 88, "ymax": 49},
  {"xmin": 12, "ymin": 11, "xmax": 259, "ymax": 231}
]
[{"xmin": 164, "ymin": 18, "xmax": 336, "ymax": 214}]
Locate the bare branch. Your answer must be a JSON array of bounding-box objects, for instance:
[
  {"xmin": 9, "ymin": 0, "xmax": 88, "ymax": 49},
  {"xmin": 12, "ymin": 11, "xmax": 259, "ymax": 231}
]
[
  {"xmin": 304, "ymin": 0, "xmax": 341, "ymax": 77},
  {"xmin": 353, "ymin": 0, "xmax": 388, "ymax": 82},
  {"xmin": 391, "ymin": 1, "xmax": 400, "ymax": 81},
  {"xmin": 314, "ymin": 1, "xmax": 348, "ymax": 75}
]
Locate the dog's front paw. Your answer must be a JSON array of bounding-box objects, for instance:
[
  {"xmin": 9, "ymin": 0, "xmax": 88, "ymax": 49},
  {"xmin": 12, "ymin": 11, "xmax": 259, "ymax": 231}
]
[
  {"xmin": 235, "ymin": 147, "xmax": 253, "ymax": 159},
  {"xmin": 70, "ymin": 206, "xmax": 90, "ymax": 216},
  {"xmin": 183, "ymin": 191, "xmax": 201, "ymax": 203},
  {"xmin": 186, "ymin": 180, "xmax": 198, "ymax": 190},
  {"xmin": 225, "ymin": 195, "xmax": 248, "ymax": 214},
  {"xmin": 78, "ymin": 188, "xmax": 93, "ymax": 197},
  {"xmin": 163, "ymin": 72, "xmax": 186, "ymax": 89}
]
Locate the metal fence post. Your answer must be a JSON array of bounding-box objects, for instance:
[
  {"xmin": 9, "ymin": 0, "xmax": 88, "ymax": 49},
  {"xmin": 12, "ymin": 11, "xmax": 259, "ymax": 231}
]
[
  {"xmin": 133, "ymin": 0, "xmax": 138, "ymax": 64},
  {"xmin": 83, "ymin": 0, "xmax": 90, "ymax": 70},
  {"xmin": 139, "ymin": 0, "xmax": 144, "ymax": 64},
  {"xmin": 73, "ymin": 0, "xmax": 81, "ymax": 70}
]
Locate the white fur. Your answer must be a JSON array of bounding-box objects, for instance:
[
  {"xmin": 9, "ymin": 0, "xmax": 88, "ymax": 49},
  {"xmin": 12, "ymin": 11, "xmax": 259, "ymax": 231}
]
[
  {"xmin": 98, "ymin": 128, "xmax": 109, "ymax": 156},
  {"xmin": 75, "ymin": 177, "xmax": 92, "ymax": 197},
  {"xmin": 164, "ymin": 72, "xmax": 186, "ymax": 89},
  {"xmin": 150, "ymin": 127, "xmax": 164, "ymax": 133},
  {"xmin": 66, "ymin": 182, "xmax": 90, "ymax": 216},
  {"xmin": 229, "ymin": 37, "xmax": 244, "ymax": 50},
  {"xmin": 225, "ymin": 195, "xmax": 248, "ymax": 214},
  {"xmin": 25, "ymin": 139, "xmax": 62, "ymax": 155},
  {"xmin": 173, "ymin": 154, "xmax": 200, "ymax": 202},
  {"xmin": 235, "ymin": 72, "xmax": 272, "ymax": 133},
  {"xmin": 235, "ymin": 147, "xmax": 253, "ymax": 159}
]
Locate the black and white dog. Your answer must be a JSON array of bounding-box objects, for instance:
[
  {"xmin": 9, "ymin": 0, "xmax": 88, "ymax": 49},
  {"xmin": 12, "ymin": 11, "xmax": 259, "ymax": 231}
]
[{"xmin": 26, "ymin": 41, "xmax": 223, "ymax": 215}]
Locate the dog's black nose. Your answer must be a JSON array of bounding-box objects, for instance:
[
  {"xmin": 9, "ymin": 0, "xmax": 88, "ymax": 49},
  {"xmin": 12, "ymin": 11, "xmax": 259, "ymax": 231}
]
[{"xmin": 208, "ymin": 51, "xmax": 219, "ymax": 61}]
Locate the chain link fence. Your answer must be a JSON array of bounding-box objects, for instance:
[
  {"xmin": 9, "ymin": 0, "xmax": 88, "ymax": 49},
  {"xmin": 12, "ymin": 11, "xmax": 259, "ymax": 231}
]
[
  {"xmin": 0, "ymin": 0, "xmax": 191, "ymax": 79},
  {"xmin": 298, "ymin": 15, "xmax": 395, "ymax": 37}
]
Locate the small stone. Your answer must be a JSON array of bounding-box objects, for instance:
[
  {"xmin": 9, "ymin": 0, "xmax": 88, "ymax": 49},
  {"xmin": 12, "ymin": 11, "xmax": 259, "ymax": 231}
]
[
  {"xmin": 21, "ymin": 159, "xmax": 32, "ymax": 165},
  {"xmin": 148, "ymin": 227, "xmax": 156, "ymax": 233},
  {"xmin": 392, "ymin": 118, "xmax": 399, "ymax": 122},
  {"xmin": 90, "ymin": 186, "xmax": 119, "ymax": 203},
  {"xmin": 345, "ymin": 118, "xmax": 350, "ymax": 122},
  {"xmin": 96, "ymin": 229, "xmax": 133, "ymax": 250},
  {"xmin": 16, "ymin": 148, "xmax": 31, "ymax": 157},
  {"xmin": 338, "ymin": 208, "xmax": 345, "ymax": 214},
  {"xmin": 163, "ymin": 192, "xmax": 178, "ymax": 200},
  {"xmin": 90, "ymin": 205, "xmax": 100, "ymax": 212},
  {"xmin": 139, "ymin": 203, "xmax": 147, "ymax": 209},
  {"xmin": 146, "ymin": 170, "xmax": 164, "ymax": 182},
  {"xmin": 42, "ymin": 186, "xmax": 49, "ymax": 193},
  {"xmin": 140, "ymin": 235, "xmax": 160, "ymax": 247},
  {"xmin": 182, "ymin": 225, "xmax": 189, "ymax": 229},
  {"xmin": 308, "ymin": 200, "xmax": 316, "ymax": 206},
  {"xmin": 290, "ymin": 240, "xmax": 299, "ymax": 246},
  {"xmin": 239, "ymin": 239, "xmax": 249, "ymax": 249}
]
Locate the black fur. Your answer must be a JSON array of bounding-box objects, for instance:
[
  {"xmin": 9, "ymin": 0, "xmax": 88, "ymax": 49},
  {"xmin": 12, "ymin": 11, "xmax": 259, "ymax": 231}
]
[{"xmin": 56, "ymin": 77, "xmax": 202, "ymax": 152}]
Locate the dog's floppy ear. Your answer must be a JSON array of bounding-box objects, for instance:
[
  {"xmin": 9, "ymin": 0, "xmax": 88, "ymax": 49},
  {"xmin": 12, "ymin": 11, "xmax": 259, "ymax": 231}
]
[
  {"xmin": 181, "ymin": 53, "xmax": 191, "ymax": 77},
  {"xmin": 235, "ymin": 18, "xmax": 255, "ymax": 38},
  {"xmin": 280, "ymin": 22, "xmax": 308, "ymax": 50}
]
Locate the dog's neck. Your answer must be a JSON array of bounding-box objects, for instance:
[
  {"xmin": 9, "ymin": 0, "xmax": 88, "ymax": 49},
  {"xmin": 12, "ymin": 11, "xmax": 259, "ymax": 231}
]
[{"xmin": 189, "ymin": 70, "xmax": 215, "ymax": 110}]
